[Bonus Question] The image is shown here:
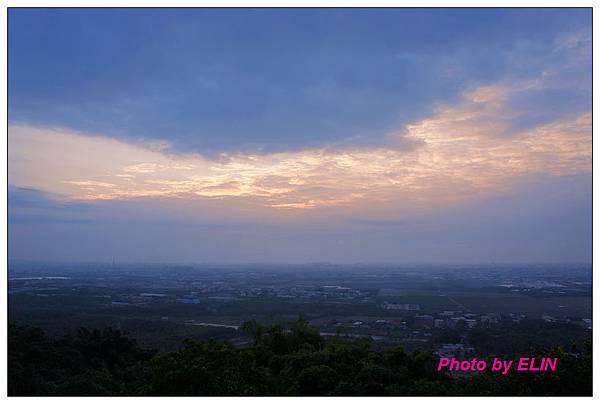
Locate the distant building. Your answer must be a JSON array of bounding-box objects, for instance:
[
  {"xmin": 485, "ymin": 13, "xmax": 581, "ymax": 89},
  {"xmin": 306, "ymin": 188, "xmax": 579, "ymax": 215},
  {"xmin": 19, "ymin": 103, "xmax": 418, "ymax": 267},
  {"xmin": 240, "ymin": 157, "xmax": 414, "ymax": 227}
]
[
  {"xmin": 480, "ymin": 313, "xmax": 500, "ymax": 324},
  {"xmin": 434, "ymin": 319, "xmax": 446, "ymax": 328},
  {"xmin": 508, "ymin": 313, "xmax": 525, "ymax": 322},
  {"xmin": 465, "ymin": 319, "xmax": 477, "ymax": 328},
  {"xmin": 439, "ymin": 311, "xmax": 457, "ymax": 317},
  {"xmin": 381, "ymin": 302, "xmax": 420, "ymax": 311},
  {"xmin": 436, "ymin": 343, "xmax": 475, "ymax": 358}
]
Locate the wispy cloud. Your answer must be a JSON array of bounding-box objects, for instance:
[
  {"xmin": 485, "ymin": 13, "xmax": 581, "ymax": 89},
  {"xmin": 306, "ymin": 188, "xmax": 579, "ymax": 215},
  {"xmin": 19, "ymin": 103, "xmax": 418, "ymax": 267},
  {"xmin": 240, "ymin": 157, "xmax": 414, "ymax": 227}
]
[{"xmin": 8, "ymin": 81, "xmax": 591, "ymax": 212}]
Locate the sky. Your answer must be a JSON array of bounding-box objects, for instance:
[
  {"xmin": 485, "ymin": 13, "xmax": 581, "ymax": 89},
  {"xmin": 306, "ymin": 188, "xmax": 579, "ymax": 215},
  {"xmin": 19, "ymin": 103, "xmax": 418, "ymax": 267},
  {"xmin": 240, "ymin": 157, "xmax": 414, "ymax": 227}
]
[{"xmin": 8, "ymin": 8, "xmax": 592, "ymax": 264}]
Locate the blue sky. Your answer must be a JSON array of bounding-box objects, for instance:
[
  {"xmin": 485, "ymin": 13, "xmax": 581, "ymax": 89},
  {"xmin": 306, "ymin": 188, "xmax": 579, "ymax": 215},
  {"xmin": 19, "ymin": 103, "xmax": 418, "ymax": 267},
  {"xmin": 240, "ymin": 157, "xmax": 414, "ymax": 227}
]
[
  {"xmin": 8, "ymin": 8, "xmax": 592, "ymax": 264},
  {"xmin": 9, "ymin": 8, "xmax": 590, "ymax": 152}
]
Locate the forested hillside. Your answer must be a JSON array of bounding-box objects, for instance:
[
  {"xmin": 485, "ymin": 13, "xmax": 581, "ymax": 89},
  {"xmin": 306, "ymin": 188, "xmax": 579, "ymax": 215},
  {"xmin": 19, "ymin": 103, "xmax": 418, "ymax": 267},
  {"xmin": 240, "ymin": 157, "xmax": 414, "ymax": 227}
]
[{"xmin": 8, "ymin": 320, "xmax": 592, "ymax": 396}]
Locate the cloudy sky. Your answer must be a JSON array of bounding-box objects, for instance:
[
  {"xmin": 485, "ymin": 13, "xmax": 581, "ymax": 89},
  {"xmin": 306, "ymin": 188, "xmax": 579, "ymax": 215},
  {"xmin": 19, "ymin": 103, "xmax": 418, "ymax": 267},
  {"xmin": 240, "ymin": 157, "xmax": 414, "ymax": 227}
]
[{"xmin": 8, "ymin": 8, "xmax": 592, "ymax": 264}]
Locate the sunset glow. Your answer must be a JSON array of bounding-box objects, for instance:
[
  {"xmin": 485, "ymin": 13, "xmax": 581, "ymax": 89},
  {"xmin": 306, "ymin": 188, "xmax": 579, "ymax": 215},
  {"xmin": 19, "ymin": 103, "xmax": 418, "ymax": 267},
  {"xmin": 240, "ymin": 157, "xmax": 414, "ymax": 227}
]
[
  {"xmin": 8, "ymin": 8, "xmax": 591, "ymax": 263},
  {"xmin": 9, "ymin": 86, "xmax": 591, "ymax": 211}
]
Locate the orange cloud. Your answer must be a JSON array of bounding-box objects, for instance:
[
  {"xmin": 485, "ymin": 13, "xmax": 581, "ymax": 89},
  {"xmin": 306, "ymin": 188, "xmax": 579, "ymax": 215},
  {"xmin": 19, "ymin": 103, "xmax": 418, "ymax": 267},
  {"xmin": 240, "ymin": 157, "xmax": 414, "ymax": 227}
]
[{"xmin": 8, "ymin": 85, "xmax": 591, "ymax": 212}]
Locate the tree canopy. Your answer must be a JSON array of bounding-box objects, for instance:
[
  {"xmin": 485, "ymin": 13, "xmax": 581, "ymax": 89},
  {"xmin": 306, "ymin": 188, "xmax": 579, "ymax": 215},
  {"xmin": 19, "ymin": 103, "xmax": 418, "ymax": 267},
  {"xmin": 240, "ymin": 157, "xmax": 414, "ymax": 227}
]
[{"xmin": 8, "ymin": 320, "xmax": 592, "ymax": 396}]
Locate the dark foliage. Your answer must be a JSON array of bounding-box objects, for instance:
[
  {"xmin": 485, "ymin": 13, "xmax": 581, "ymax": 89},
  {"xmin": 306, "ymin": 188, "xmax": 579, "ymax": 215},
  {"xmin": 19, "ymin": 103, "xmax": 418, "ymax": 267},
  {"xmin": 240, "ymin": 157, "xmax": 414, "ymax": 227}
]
[
  {"xmin": 8, "ymin": 320, "xmax": 592, "ymax": 396},
  {"xmin": 8, "ymin": 323, "xmax": 156, "ymax": 395}
]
